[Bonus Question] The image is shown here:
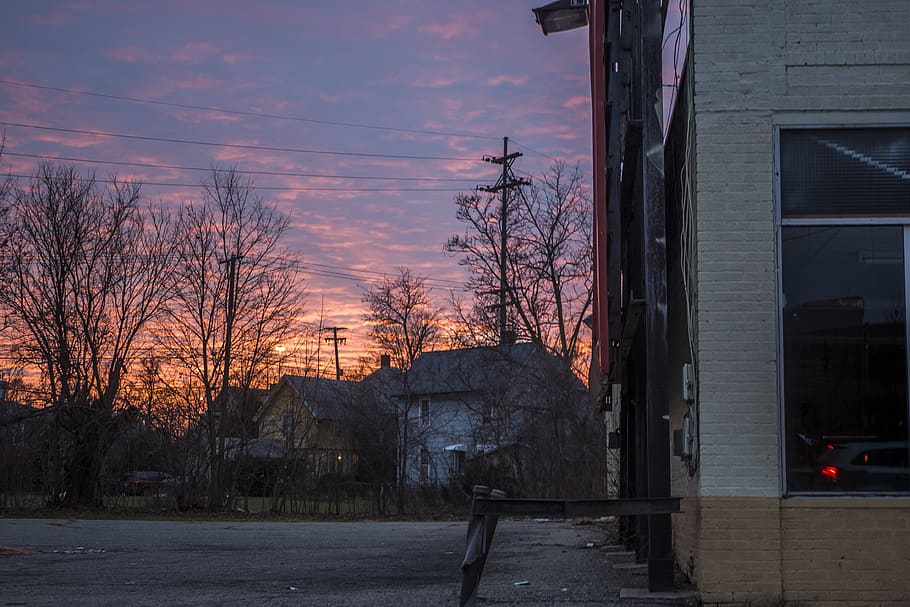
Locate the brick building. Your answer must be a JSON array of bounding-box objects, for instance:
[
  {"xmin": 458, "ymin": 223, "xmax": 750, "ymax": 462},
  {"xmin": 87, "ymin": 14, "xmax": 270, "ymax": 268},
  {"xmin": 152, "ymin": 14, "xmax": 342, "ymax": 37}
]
[{"xmin": 585, "ymin": 0, "xmax": 910, "ymax": 603}]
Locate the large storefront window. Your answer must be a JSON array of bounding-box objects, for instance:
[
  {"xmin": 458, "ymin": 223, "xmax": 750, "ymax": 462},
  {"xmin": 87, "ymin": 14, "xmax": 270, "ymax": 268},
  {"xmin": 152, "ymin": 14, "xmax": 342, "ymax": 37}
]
[{"xmin": 780, "ymin": 128, "xmax": 910, "ymax": 494}]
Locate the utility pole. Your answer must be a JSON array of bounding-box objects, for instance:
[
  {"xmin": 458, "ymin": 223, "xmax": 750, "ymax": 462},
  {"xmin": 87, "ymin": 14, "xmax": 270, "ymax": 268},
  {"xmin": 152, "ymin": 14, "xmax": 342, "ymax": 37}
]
[
  {"xmin": 215, "ymin": 253, "xmax": 241, "ymax": 507},
  {"xmin": 323, "ymin": 326, "xmax": 347, "ymax": 380},
  {"xmin": 479, "ymin": 136, "xmax": 530, "ymax": 345}
]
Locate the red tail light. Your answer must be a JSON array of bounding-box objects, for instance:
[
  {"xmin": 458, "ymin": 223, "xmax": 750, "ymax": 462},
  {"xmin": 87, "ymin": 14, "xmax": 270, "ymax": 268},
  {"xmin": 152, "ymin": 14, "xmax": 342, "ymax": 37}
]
[{"xmin": 820, "ymin": 465, "xmax": 839, "ymax": 481}]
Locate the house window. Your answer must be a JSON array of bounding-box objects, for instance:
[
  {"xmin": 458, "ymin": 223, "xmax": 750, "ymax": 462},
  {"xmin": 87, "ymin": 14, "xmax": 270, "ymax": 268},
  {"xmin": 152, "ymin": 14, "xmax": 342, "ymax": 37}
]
[
  {"xmin": 420, "ymin": 399, "xmax": 430, "ymax": 426},
  {"xmin": 420, "ymin": 447, "xmax": 430, "ymax": 483},
  {"xmin": 482, "ymin": 403, "xmax": 496, "ymax": 425},
  {"xmin": 779, "ymin": 127, "xmax": 910, "ymax": 494},
  {"xmin": 450, "ymin": 449, "xmax": 465, "ymax": 476},
  {"xmin": 281, "ymin": 409, "xmax": 294, "ymax": 438}
]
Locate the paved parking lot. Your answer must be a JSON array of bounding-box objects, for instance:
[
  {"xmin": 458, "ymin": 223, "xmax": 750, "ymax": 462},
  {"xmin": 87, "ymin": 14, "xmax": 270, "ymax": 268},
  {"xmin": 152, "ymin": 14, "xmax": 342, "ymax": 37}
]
[{"xmin": 0, "ymin": 517, "xmax": 684, "ymax": 606}]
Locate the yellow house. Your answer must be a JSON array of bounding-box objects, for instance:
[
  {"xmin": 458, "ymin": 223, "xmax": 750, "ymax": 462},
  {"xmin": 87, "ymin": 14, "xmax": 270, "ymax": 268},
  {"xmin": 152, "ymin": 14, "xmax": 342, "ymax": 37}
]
[{"xmin": 255, "ymin": 375, "xmax": 358, "ymax": 480}]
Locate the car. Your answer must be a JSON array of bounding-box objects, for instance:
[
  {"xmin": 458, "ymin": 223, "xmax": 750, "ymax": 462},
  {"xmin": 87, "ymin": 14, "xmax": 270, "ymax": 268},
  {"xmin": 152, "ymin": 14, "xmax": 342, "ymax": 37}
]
[
  {"xmin": 815, "ymin": 441, "xmax": 910, "ymax": 492},
  {"xmin": 121, "ymin": 471, "xmax": 174, "ymax": 496}
]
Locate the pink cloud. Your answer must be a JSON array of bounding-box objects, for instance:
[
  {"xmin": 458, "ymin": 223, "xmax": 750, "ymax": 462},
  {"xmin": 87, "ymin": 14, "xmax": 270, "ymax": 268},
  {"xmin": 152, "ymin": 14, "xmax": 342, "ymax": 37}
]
[
  {"xmin": 363, "ymin": 14, "xmax": 410, "ymax": 38},
  {"xmin": 486, "ymin": 75, "xmax": 529, "ymax": 87},
  {"xmin": 33, "ymin": 133, "xmax": 104, "ymax": 149},
  {"xmin": 169, "ymin": 42, "xmax": 221, "ymax": 63},
  {"xmin": 106, "ymin": 46, "xmax": 157, "ymax": 64},
  {"xmin": 130, "ymin": 74, "xmax": 224, "ymax": 99},
  {"xmin": 0, "ymin": 51, "xmax": 22, "ymax": 67},
  {"xmin": 223, "ymin": 52, "xmax": 253, "ymax": 65},
  {"xmin": 314, "ymin": 88, "xmax": 367, "ymax": 104},
  {"xmin": 24, "ymin": 11, "xmax": 72, "ymax": 26},
  {"xmin": 174, "ymin": 75, "xmax": 223, "ymax": 91},
  {"xmin": 562, "ymin": 95, "xmax": 590, "ymax": 110},
  {"xmin": 418, "ymin": 20, "xmax": 467, "ymax": 41},
  {"xmin": 409, "ymin": 76, "xmax": 459, "ymax": 89},
  {"xmin": 0, "ymin": 84, "xmax": 56, "ymax": 120},
  {"xmin": 171, "ymin": 109, "xmax": 242, "ymax": 125}
]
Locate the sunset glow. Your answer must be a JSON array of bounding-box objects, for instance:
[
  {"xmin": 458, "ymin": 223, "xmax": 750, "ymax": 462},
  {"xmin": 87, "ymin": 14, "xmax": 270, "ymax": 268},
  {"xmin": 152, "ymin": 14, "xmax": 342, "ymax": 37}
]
[{"xmin": 1, "ymin": 1, "xmax": 593, "ymax": 372}]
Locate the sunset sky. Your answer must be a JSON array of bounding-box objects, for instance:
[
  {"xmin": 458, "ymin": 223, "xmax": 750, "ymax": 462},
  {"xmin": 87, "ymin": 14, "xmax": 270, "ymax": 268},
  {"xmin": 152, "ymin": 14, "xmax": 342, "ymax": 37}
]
[
  {"xmin": 1, "ymin": 1, "xmax": 595, "ymax": 370},
  {"xmin": 1, "ymin": 1, "xmax": 686, "ymax": 374}
]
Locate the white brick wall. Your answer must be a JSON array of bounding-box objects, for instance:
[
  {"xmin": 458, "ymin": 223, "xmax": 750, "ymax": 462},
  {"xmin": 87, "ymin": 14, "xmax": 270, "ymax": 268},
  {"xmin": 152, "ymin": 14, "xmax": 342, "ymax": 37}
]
[{"xmin": 691, "ymin": 0, "xmax": 910, "ymax": 499}]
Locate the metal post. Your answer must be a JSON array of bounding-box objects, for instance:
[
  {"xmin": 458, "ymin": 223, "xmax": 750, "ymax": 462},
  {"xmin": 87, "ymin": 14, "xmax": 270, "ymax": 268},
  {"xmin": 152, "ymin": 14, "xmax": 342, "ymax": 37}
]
[
  {"xmin": 460, "ymin": 486, "xmax": 505, "ymax": 607},
  {"xmin": 458, "ymin": 489, "xmax": 681, "ymax": 603},
  {"xmin": 638, "ymin": 0, "xmax": 673, "ymax": 592}
]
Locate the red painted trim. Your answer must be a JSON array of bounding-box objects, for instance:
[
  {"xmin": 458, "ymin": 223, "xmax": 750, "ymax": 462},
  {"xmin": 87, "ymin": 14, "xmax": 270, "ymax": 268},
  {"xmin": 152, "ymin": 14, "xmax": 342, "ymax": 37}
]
[{"xmin": 589, "ymin": 0, "xmax": 609, "ymax": 384}]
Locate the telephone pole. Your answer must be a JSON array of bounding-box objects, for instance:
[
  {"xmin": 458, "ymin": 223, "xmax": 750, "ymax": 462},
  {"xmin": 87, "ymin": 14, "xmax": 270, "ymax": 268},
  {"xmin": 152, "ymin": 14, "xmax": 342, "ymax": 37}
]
[
  {"xmin": 323, "ymin": 326, "xmax": 347, "ymax": 380},
  {"xmin": 215, "ymin": 253, "xmax": 241, "ymax": 507},
  {"xmin": 479, "ymin": 136, "xmax": 530, "ymax": 344}
]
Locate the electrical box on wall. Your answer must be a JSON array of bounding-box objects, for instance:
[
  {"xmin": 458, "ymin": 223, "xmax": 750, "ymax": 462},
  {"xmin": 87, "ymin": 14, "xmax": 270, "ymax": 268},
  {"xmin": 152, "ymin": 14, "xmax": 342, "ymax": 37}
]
[
  {"xmin": 682, "ymin": 363, "xmax": 694, "ymax": 402},
  {"xmin": 673, "ymin": 411, "xmax": 695, "ymax": 461},
  {"xmin": 681, "ymin": 412, "xmax": 694, "ymax": 461}
]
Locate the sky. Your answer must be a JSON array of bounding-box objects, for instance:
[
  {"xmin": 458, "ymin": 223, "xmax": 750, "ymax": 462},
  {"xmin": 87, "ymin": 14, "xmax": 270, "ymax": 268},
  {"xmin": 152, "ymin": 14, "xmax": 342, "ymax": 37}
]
[
  {"xmin": 1, "ymin": 1, "xmax": 689, "ymax": 377},
  {"xmin": 1, "ymin": 0, "xmax": 596, "ymax": 373}
]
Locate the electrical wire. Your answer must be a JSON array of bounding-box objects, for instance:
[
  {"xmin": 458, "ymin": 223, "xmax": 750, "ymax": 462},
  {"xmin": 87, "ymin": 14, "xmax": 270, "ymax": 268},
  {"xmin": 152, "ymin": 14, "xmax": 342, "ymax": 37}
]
[
  {"xmin": 2, "ymin": 152, "xmax": 485, "ymax": 183},
  {"xmin": 0, "ymin": 247, "xmax": 467, "ymax": 290},
  {"xmin": 2, "ymin": 172, "xmax": 469, "ymax": 192},
  {"xmin": 510, "ymin": 139, "xmax": 561, "ymax": 163},
  {"xmin": 0, "ymin": 79, "xmax": 502, "ymax": 142},
  {"xmin": 300, "ymin": 260, "xmax": 464, "ymax": 288},
  {"xmin": 0, "ymin": 121, "xmax": 485, "ymax": 162}
]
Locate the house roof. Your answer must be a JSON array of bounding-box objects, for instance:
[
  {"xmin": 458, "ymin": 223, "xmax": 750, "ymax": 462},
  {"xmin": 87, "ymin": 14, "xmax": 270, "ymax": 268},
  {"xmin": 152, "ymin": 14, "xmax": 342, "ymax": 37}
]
[
  {"xmin": 363, "ymin": 364, "xmax": 404, "ymax": 395},
  {"xmin": 216, "ymin": 386, "xmax": 269, "ymax": 415},
  {"xmin": 404, "ymin": 342, "xmax": 568, "ymax": 396},
  {"xmin": 0, "ymin": 399, "xmax": 36, "ymax": 421},
  {"xmin": 258, "ymin": 375, "xmax": 359, "ymax": 422}
]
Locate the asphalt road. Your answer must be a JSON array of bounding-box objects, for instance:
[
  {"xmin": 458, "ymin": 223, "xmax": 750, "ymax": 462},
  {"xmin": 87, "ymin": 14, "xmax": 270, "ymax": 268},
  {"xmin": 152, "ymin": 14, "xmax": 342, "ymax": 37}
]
[{"xmin": 0, "ymin": 517, "xmax": 672, "ymax": 606}]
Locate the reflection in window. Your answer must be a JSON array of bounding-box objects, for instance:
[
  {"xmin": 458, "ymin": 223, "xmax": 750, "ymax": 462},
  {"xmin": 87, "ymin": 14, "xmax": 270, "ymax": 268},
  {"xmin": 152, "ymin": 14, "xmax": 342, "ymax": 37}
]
[{"xmin": 782, "ymin": 225, "xmax": 909, "ymax": 492}]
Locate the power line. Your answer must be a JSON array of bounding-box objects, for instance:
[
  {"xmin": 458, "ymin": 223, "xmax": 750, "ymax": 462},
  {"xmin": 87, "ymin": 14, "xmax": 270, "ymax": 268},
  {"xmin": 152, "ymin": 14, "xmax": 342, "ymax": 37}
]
[
  {"xmin": 0, "ymin": 122, "xmax": 485, "ymax": 162},
  {"xmin": 2, "ymin": 173, "xmax": 468, "ymax": 192},
  {"xmin": 299, "ymin": 266, "xmax": 465, "ymax": 291},
  {"xmin": 2, "ymin": 152, "xmax": 485, "ymax": 183},
  {"xmin": 0, "ymin": 248, "xmax": 467, "ymax": 290},
  {"xmin": 301, "ymin": 260, "xmax": 464, "ymax": 287},
  {"xmin": 0, "ymin": 79, "xmax": 502, "ymax": 141},
  {"xmin": 509, "ymin": 138, "xmax": 561, "ymax": 163}
]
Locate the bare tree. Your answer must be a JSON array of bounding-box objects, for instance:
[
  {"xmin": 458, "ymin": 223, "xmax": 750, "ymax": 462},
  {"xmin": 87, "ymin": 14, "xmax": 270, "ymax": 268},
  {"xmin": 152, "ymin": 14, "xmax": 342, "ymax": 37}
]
[
  {"xmin": 446, "ymin": 161, "xmax": 593, "ymax": 372},
  {"xmin": 157, "ymin": 166, "xmax": 304, "ymax": 508},
  {"xmin": 362, "ymin": 268, "xmax": 442, "ymax": 513},
  {"xmin": 0, "ymin": 163, "xmax": 175, "ymax": 505}
]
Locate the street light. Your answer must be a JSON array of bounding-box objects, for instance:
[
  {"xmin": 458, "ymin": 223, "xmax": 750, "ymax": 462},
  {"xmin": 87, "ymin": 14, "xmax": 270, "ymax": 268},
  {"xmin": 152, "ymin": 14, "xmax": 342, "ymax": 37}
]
[{"xmin": 532, "ymin": 0, "xmax": 589, "ymax": 35}]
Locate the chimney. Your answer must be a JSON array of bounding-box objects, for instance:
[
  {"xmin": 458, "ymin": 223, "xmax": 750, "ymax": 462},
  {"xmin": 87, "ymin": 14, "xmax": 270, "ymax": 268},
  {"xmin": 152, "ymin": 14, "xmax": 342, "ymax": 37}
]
[{"xmin": 380, "ymin": 354, "xmax": 391, "ymax": 368}]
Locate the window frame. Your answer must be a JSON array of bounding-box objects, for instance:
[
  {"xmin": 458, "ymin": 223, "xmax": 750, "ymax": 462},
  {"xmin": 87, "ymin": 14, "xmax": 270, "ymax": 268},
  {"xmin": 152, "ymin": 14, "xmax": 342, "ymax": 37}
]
[
  {"xmin": 419, "ymin": 447, "xmax": 430, "ymax": 484},
  {"xmin": 775, "ymin": 123, "xmax": 910, "ymax": 497},
  {"xmin": 419, "ymin": 398, "xmax": 430, "ymax": 427}
]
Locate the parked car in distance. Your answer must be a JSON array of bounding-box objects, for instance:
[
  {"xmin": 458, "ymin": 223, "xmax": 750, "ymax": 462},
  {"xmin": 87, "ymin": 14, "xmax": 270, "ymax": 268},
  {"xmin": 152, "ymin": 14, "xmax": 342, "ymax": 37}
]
[
  {"xmin": 121, "ymin": 471, "xmax": 175, "ymax": 496},
  {"xmin": 815, "ymin": 441, "xmax": 909, "ymax": 492}
]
